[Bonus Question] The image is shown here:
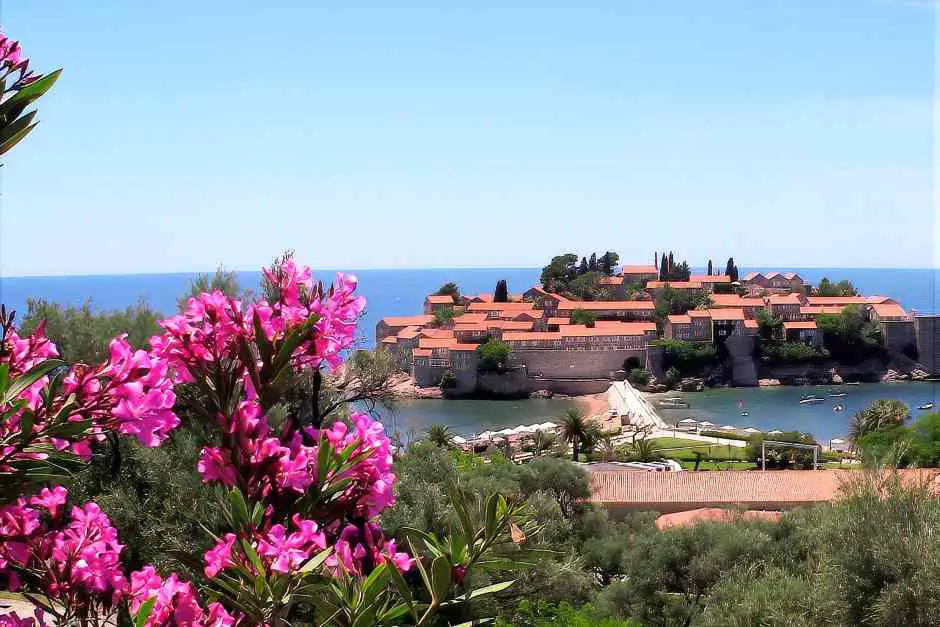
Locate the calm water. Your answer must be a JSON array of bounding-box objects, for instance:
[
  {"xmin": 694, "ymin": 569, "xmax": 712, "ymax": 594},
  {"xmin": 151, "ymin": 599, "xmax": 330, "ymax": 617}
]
[
  {"xmin": 0, "ymin": 267, "xmax": 937, "ymax": 349},
  {"xmin": 369, "ymin": 398, "xmax": 580, "ymax": 440},
  {"xmin": 657, "ymin": 381, "xmax": 940, "ymax": 441}
]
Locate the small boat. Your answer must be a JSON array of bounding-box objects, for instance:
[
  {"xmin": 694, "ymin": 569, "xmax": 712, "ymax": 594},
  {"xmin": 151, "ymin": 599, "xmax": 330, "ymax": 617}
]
[
  {"xmin": 918, "ymin": 403, "xmax": 935, "ymax": 411},
  {"xmin": 799, "ymin": 396, "xmax": 825, "ymax": 405},
  {"xmin": 659, "ymin": 397, "xmax": 690, "ymax": 408},
  {"xmin": 740, "ymin": 411, "xmax": 749, "ymax": 417},
  {"xmin": 833, "ymin": 404, "xmax": 844, "ymax": 412},
  {"xmin": 846, "ymin": 382, "xmax": 861, "ymax": 386},
  {"xmin": 828, "ymin": 393, "xmax": 847, "ymax": 398}
]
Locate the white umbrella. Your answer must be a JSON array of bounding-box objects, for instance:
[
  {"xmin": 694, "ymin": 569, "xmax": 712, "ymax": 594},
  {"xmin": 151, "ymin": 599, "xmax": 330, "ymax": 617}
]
[
  {"xmin": 742, "ymin": 427, "xmax": 760, "ymax": 434},
  {"xmin": 477, "ymin": 431, "xmax": 496, "ymax": 440},
  {"xmin": 720, "ymin": 425, "xmax": 737, "ymax": 430},
  {"xmin": 768, "ymin": 430, "xmax": 783, "ymax": 435},
  {"xmin": 830, "ymin": 438, "xmax": 845, "ymax": 444},
  {"xmin": 537, "ymin": 422, "xmax": 558, "ymax": 430},
  {"xmin": 699, "ymin": 421, "xmax": 715, "ymax": 427},
  {"xmin": 452, "ymin": 435, "xmax": 467, "ymax": 445},
  {"xmin": 496, "ymin": 428, "xmax": 515, "ymax": 436},
  {"xmin": 677, "ymin": 418, "xmax": 699, "ymax": 424}
]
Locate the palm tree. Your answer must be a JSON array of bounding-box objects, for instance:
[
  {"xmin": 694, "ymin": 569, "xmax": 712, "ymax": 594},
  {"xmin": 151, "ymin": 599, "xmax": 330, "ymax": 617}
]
[
  {"xmin": 597, "ymin": 435, "xmax": 616, "ymax": 462},
  {"xmin": 532, "ymin": 430, "xmax": 556, "ymax": 456},
  {"xmin": 560, "ymin": 408, "xmax": 590, "ymax": 462},
  {"xmin": 631, "ymin": 437, "xmax": 659, "ymax": 463},
  {"xmin": 849, "ymin": 400, "xmax": 910, "ymax": 446},
  {"xmin": 425, "ymin": 423, "xmax": 455, "ymax": 448}
]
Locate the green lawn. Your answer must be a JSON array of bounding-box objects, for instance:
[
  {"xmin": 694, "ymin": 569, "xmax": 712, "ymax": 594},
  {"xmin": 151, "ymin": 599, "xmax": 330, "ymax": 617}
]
[
  {"xmin": 648, "ymin": 437, "xmax": 749, "ymax": 462},
  {"xmin": 678, "ymin": 460, "xmax": 756, "ymax": 471}
]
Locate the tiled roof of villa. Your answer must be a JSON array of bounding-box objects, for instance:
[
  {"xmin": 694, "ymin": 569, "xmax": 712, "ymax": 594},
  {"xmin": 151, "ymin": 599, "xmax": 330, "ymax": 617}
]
[
  {"xmin": 620, "ymin": 265, "xmax": 659, "ymax": 275},
  {"xmin": 688, "ymin": 309, "xmax": 712, "ymax": 318},
  {"xmin": 806, "ymin": 296, "xmax": 895, "ymax": 306},
  {"xmin": 547, "ymin": 317, "xmax": 570, "ymax": 325},
  {"xmin": 708, "ymin": 308, "xmax": 745, "ymax": 321},
  {"xmin": 689, "ymin": 274, "xmax": 731, "ymax": 283},
  {"xmin": 589, "ymin": 469, "xmax": 940, "ymax": 509},
  {"xmin": 418, "ymin": 337, "xmax": 458, "ymax": 349},
  {"xmin": 708, "ymin": 294, "xmax": 744, "ymax": 307},
  {"xmin": 646, "ymin": 281, "xmax": 704, "ymax": 289},
  {"xmin": 767, "ymin": 293, "xmax": 803, "ymax": 305},
  {"xmin": 382, "ymin": 314, "xmax": 435, "ymax": 327},
  {"xmin": 451, "ymin": 343, "xmax": 480, "ymax": 351},
  {"xmin": 467, "ymin": 302, "xmax": 535, "ymax": 313},
  {"xmin": 559, "ymin": 323, "xmax": 656, "ymax": 336},
  {"xmin": 667, "ymin": 314, "xmax": 692, "ymax": 324},
  {"xmin": 744, "ymin": 319, "xmax": 759, "ymax": 329},
  {"xmin": 396, "ymin": 326, "xmax": 422, "ymax": 340},
  {"xmin": 871, "ymin": 303, "xmax": 909, "ymax": 318},
  {"xmin": 419, "ymin": 328, "xmax": 455, "ymax": 339},
  {"xmin": 783, "ymin": 321, "xmax": 817, "ymax": 330},
  {"xmin": 453, "ymin": 323, "xmax": 488, "ymax": 332},
  {"xmin": 453, "ymin": 313, "xmax": 488, "ymax": 324},
  {"xmin": 413, "ymin": 348, "xmax": 432, "ymax": 357},
  {"xmin": 503, "ymin": 332, "xmax": 560, "ymax": 341},
  {"xmin": 743, "ymin": 272, "xmax": 764, "ymax": 281},
  {"xmin": 381, "ymin": 336, "xmax": 398, "ymax": 344},
  {"xmin": 557, "ymin": 301, "xmax": 655, "ymax": 311},
  {"xmin": 425, "ymin": 295, "xmax": 454, "ymax": 304},
  {"xmin": 485, "ymin": 320, "xmax": 535, "ymax": 330}
]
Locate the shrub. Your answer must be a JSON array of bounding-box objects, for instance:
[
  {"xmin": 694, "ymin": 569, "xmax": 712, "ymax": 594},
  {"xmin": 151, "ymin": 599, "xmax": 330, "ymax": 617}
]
[
  {"xmin": 628, "ymin": 368, "xmax": 650, "ymax": 386},
  {"xmin": 570, "ymin": 308, "xmax": 598, "ymax": 327},
  {"xmin": 651, "ymin": 338, "xmax": 719, "ymax": 374},
  {"xmin": 477, "ymin": 337, "xmax": 512, "ymax": 373}
]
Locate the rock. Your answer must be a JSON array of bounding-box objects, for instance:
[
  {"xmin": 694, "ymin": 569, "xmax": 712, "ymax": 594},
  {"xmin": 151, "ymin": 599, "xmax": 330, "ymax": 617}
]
[
  {"xmin": 413, "ymin": 386, "xmax": 444, "ymax": 399},
  {"xmin": 831, "ymin": 372, "xmax": 843, "ymax": 384},
  {"xmin": 758, "ymin": 378, "xmax": 782, "ymax": 387},
  {"xmin": 911, "ymin": 369, "xmax": 930, "ymax": 381},
  {"xmin": 613, "ymin": 369, "xmax": 627, "ymax": 381},
  {"xmin": 881, "ymin": 369, "xmax": 909, "ymax": 382},
  {"xmin": 529, "ymin": 389, "xmax": 553, "ymax": 399},
  {"xmin": 678, "ymin": 377, "xmax": 705, "ymax": 392},
  {"xmin": 645, "ymin": 383, "xmax": 669, "ymax": 393}
]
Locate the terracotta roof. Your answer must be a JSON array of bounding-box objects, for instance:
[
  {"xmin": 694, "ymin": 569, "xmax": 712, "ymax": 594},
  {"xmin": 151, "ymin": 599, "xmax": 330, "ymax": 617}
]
[
  {"xmin": 743, "ymin": 272, "xmax": 764, "ymax": 281},
  {"xmin": 656, "ymin": 508, "xmax": 783, "ymax": 530},
  {"xmin": 503, "ymin": 332, "xmax": 561, "ymax": 341},
  {"xmin": 485, "ymin": 320, "xmax": 535, "ymax": 330},
  {"xmin": 688, "ymin": 309, "xmax": 712, "ymax": 318},
  {"xmin": 418, "ymin": 337, "xmax": 457, "ymax": 349},
  {"xmin": 511, "ymin": 311, "xmax": 539, "ymax": 321},
  {"xmin": 744, "ymin": 319, "xmax": 759, "ymax": 329},
  {"xmin": 783, "ymin": 320, "xmax": 818, "ymax": 330},
  {"xmin": 646, "ymin": 281, "xmax": 704, "ymax": 289},
  {"xmin": 557, "ymin": 301, "xmax": 655, "ymax": 312},
  {"xmin": 708, "ymin": 308, "xmax": 745, "ymax": 321},
  {"xmin": 525, "ymin": 286, "xmax": 569, "ymax": 302},
  {"xmin": 420, "ymin": 328, "xmax": 455, "ymax": 339},
  {"xmin": 425, "ymin": 295, "xmax": 454, "ymax": 304},
  {"xmin": 620, "ymin": 265, "xmax": 659, "ymax": 275},
  {"xmin": 547, "ymin": 317, "xmax": 570, "ymax": 325},
  {"xmin": 454, "ymin": 323, "xmax": 488, "ymax": 332},
  {"xmin": 708, "ymin": 294, "xmax": 744, "ymax": 307},
  {"xmin": 413, "ymin": 348, "xmax": 432, "ymax": 357},
  {"xmin": 806, "ymin": 296, "xmax": 895, "ymax": 306},
  {"xmin": 454, "ymin": 313, "xmax": 488, "ymax": 324},
  {"xmin": 590, "ymin": 469, "xmax": 940, "ymax": 508},
  {"xmin": 667, "ymin": 314, "xmax": 692, "ymax": 324},
  {"xmin": 470, "ymin": 293, "xmax": 494, "ymax": 303},
  {"xmin": 381, "ymin": 336, "xmax": 398, "ymax": 344},
  {"xmin": 689, "ymin": 274, "xmax": 731, "ymax": 283},
  {"xmin": 768, "ymin": 294, "xmax": 803, "ymax": 305},
  {"xmin": 871, "ymin": 303, "xmax": 909, "ymax": 318},
  {"xmin": 764, "ymin": 272, "xmax": 802, "ymax": 281},
  {"xmin": 396, "ymin": 326, "xmax": 422, "ymax": 340},
  {"xmin": 451, "ymin": 343, "xmax": 480, "ymax": 351},
  {"xmin": 559, "ymin": 323, "xmax": 656, "ymax": 336},
  {"xmin": 382, "ymin": 315, "xmax": 434, "ymax": 328},
  {"xmin": 467, "ymin": 302, "xmax": 535, "ymax": 313},
  {"xmin": 741, "ymin": 297, "xmax": 768, "ymax": 307},
  {"xmin": 800, "ymin": 306, "xmax": 844, "ymax": 315}
]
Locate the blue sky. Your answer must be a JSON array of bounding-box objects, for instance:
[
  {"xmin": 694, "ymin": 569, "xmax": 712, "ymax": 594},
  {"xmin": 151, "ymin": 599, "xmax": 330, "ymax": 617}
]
[{"xmin": 0, "ymin": 1, "xmax": 934, "ymax": 276}]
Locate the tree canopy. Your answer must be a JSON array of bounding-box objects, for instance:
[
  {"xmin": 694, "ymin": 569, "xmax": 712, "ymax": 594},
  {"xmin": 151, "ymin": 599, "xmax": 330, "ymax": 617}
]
[{"xmin": 813, "ymin": 277, "xmax": 859, "ymax": 297}]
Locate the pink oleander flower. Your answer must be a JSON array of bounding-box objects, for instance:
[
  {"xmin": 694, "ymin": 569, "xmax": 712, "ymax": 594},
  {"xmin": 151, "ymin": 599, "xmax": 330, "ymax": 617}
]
[
  {"xmin": 203, "ymin": 533, "xmax": 237, "ymax": 578},
  {"xmin": 129, "ymin": 569, "xmax": 228, "ymax": 627},
  {"xmin": 197, "ymin": 447, "xmax": 238, "ymax": 487},
  {"xmin": 255, "ymin": 515, "xmax": 326, "ymax": 574},
  {"xmin": 29, "ymin": 485, "xmax": 68, "ymax": 520},
  {"xmin": 327, "ymin": 522, "xmax": 412, "ymax": 577},
  {"xmin": 50, "ymin": 503, "xmax": 127, "ymax": 601}
]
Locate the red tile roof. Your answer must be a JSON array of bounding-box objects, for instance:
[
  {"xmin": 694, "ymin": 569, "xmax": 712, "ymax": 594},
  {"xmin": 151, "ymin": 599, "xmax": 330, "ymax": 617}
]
[
  {"xmin": 806, "ymin": 296, "xmax": 895, "ymax": 306},
  {"xmin": 453, "ymin": 323, "xmax": 488, "ymax": 332},
  {"xmin": 557, "ymin": 301, "xmax": 655, "ymax": 312},
  {"xmin": 656, "ymin": 508, "xmax": 783, "ymax": 530},
  {"xmin": 454, "ymin": 313, "xmax": 488, "ymax": 324},
  {"xmin": 646, "ymin": 281, "xmax": 704, "ymax": 289},
  {"xmin": 503, "ymin": 332, "xmax": 561, "ymax": 341},
  {"xmin": 620, "ymin": 265, "xmax": 659, "ymax": 275},
  {"xmin": 708, "ymin": 294, "xmax": 744, "ymax": 307},
  {"xmin": 768, "ymin": 293, "xmax": 802, "ymax": 305},
  {"xmin": 708, "ymin": 308, "xmax": 745, "ymax": 321},
  {"xmin": 451, "ymin": 343, "xmax": 480, "ymax": 351},
  {"xmin": 396, "ymin": 326, "xmax": 422, "ymax": 340},
  {"xmin": 689, "ymin": 274, "xmax": 731, "ymax": 283},
  {"xmin": 800, "ymin": 306, "xmax": 844, "ymax": 315},
  {"xmin": 590, "ymin": 469, "xmax": 940, "ymax": 509},
  {"xmin": 744, "ymin": 319, "xmax": 759, "ymax": 329},
  {"xmin": 783, "ymin": 320, "xmax": 818, "ymax": 330},
  {"xmin": 667, "ymin": 314, "xmax": 692, "ymax": 324},
  {"xmin": 382, "ymin": 314, "xmax": 434, "ymax": 328},
  {"xmin": 417, "ymin": 337, "xmax": 457, "ymax": 349},
  {"xmin": 688, "ymin": 309, "xmax": 712, "ymax": 318},
  {"xmin": 547, "ymin": 317, "xmax": 570, "ymax": 325},
  {"xmin": 467, "ymin": 302, "xmax": 535, "ymax": 313},
  {"xmin": 559, "ymin": 323, "xmax": 656, "ymax": 336},
  {"xmin": 485, "ymin": 320, "xmax": 535, "ymax": 330},
  {"xmin": 413, "ymin": 348, "xmax": 432, "ymax": 357},
  {"xmin": 425, "ymin": 295, "xmax": 454, "ymax": 304},
  {"xmin": 871, "ymin": 303, "xmax": 909, "ymax": 319},
  {"xmin": 381, "ymin": 336, "xmax": 398, "ymax": 344},
  {"xmin": 743, "ymin": 272, "xmax": 764, "ymax": 281},
  {"xmin": 420, "ymin": 328, "xmax": 455, "ymax": 339}
]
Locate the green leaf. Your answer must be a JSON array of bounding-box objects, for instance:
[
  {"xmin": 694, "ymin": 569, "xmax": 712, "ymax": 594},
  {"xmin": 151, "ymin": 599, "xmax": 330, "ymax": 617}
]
[
  {"xmin": 386, "ymin": 562, "xmax": 418, "ymax": 622},
  {"xmin": 134, "ymin": 597, "xmax": 156, "ymax": 627},
  {"xmin": 240, "ymin": 538, "xmax": 265, "ymax": 576},
  {"xmin": 229, "ymin": 488, "xmax": 251, "ymax": 529},
  {"xmin": 2, "ymin": 69, "xmax": 62, "ymax": 110},
  {"xmin": 0, "ymin": 110, "xmax": 36, "ymax": 144},
  {"xmin": 0, "ymin": 363, "xmax": 9, "ymax": 395},
  {"xmin": 3, "ymin": 359, "xmax": 65, "ymax": 404},
  {"xmin": 429, "ymin": 555, "xmax": 452, "ymax": 603},
  {"xmin": 450, "ymin": 619, "xmax": 496, "ymax": 626},
  {"xmin": 298, "ymin": 546, "xmax": 333, "ymax": 574},
  {"xmin": 0, "ymin": 121, "xmax": 36, "ymax": 156},
  {"xmin": 465, "ymin": 580, "xmax": 514, "ymax": 600},
  {"xmin": 484, "ymin": 493, "xmax": 499, "ymax": 540}
]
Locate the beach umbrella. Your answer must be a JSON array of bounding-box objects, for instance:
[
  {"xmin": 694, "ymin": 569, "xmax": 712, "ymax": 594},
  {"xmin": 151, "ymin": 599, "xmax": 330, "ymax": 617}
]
[
  {"xmin": 496, "ymin": 428, "xmax": 515, "ymax": 436},
  {"xmin": 677, "ymin": 418, "xmax": 699, "ymax": 424},
  {"xmin": 537, "ymin": 421, "xmax": 558, "ymax": 430},
  {"xmin": 477, "ymin": 431, "xmax": 496, "ymax": 440},
  {"xmin": 452, "ymin": 435, "xmax": 467, "ymax": 445},
  {"xmin": 720, "ymin": 425, "xmax": 736, "ymax": 430},
  {"xmin": 699, "ymin": 421, "xmax": 714, "ymax": 427},
  {"xmin": 742, "ymin": 427, "xmax": 760, "ymax": 434},
  {"xmin": 830, "ymin": 438, "xmax": 845, "ymax": 444},
  {"xmin": 768, "ymin": 430, "xmax": 783, "ymax": 435}
]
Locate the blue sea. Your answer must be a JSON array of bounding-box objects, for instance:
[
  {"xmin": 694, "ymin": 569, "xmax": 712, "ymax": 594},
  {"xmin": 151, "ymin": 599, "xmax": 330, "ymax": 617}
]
[
  {"xmin": 0, "ymin": 267, "xmax": 937, "ymax": 349},
  {"xmin": 0, "ymin": 266, "xmax": 938, "ymax": 439}
]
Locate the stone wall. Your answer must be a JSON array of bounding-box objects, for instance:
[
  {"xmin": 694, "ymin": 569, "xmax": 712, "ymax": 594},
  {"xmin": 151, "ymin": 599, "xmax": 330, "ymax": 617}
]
[
  {"xmin": 915, "ymin": 316, "xmax": 940, "ymax": 374},
  {"xmin": 882, "ymin": 321, "xmax": 916, "ymax": 355},
  {"xmin": 724, "ymin": 335, "xmax": 758, "ymax": 386},
  {"xmin": 476, "ymin": 370, "xmax": 532, "ymax": 397},
  {"xmin": 511, "ymin": 349, "xmax": 643, "ymax": 379}
]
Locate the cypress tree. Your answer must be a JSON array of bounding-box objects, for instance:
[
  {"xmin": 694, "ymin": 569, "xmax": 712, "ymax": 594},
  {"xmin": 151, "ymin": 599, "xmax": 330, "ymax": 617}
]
[
  {"xmin": 668, "ymin": 252, "xmax": 674, "ymax": 274},
  {"xmin": 725, "ymin": 257, "xmax": 734, "ymax": 276},
  {"xmin": 579, "ymin": 257, "xmax": 589, "ymax": 275},
  {"xmin": 707, "ymin": 259, "xmax": 713, "ymax": 275},
  {"xmin": 589, "ymin": 253, "xmax": 597, "ymax": 273},
  {"xmin": 493, "ymin": 279, "xmax": 509, "ymax": 302},
  {"xmin": 659, "ymin": 255, "xmax": 668, "ymax": 280}
]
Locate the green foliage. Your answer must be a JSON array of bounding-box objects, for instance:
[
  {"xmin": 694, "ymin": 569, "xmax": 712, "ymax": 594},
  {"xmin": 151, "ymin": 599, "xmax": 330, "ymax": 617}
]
[
  {"xmin": 540, "ymin": 251, "xmax": 619, "ymax": 297},
  {"xmin": 176, "ymin": 266, "xmax": 247, "ymax": 311},
  {"xmin": 622, "ymin": 356, "xmax": 641, "ymax": 371},
  {"xmin": 517, "ymin": 456, "xmax": 591, "ymax": 518},
  {"xmin": 435, "ymin": 282, "xmax": 460, "ymax": 299},
  {"xmin": 627, "ymin": 368, "xmax": 650, "ymax": 386},
  {"xmin": 652, "ymin": 286, "xmax": 708, "ymax": 322},
  {"xmin": 650, "ymin": 339, "xmax": 718, "ymax": 375},
  {"xmin": 724, "ymin": 257, "xmax": 739, "ymax": 281},
  {"xmin": 817, "ymin": 305, "xmax": 884, "ymax": 363},
  {"xmin": 476, "ymin": 338, "xmax": 511, "ymax": 373},
  {"xmin": 760, "ymin": 341, "xmax": 829, "ymax": 364},
  {"xmin": 657, "ymin": 251, "xmax": 691, "ymax": 281},
  {"xmin": 745, "ymin": 431, "xmax": 818, "ymax": 469},
  {"xmin": 19, "ymin": 298, "xmax": 161, "ymax": 364},
  {"xmin": 431, "ymin": 308, "xmax": 456, "ymax": 328},
  {"xmin": 664, "ymin": 366, "xmax": 680, "ymax": 382},
  {"xmin": 570, "ymin": 309, "xmax": 597, "ymax": 327},
  {"xmin": 813, "ymin": 277, "xmax": 859, "ymax": 297},
  {"xmin": 849, "ymin": 399, "xmax": 910, "ymax": 446},
  {"xmin": 559, "ymin": 408, "xmax": 591, "ymax": 462},
  {"xmin": 755, "ymin": 308, "xmax": 782, "ymax": 341},
  {"xmin": 0, "ymin": 68, "xmax": 62, "ymax": 156},
  {"xmin": 426, "ymin": 424, "xmax": 456, "ymax": 448}
]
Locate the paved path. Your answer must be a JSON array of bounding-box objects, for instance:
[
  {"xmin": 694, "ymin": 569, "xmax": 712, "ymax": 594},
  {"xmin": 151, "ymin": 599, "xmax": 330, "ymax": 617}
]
[{"xmin": 607, "ymin": 381, "xmax": 669, "ymax": 430}]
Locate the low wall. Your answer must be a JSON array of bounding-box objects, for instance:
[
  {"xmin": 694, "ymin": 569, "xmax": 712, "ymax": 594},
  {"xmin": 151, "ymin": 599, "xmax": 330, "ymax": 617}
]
[
  {"xmin": 531, "ymin": 378, "xmax": 610, "ymax": 395},
  {"xmin": 725, "ymin": 336, "xmax": 758, "ymax": 386},
  {"xmin": 476, "ymin": 370, "xmax": 532, "ymax": 397},
  {"xmin": 511, "ymin": 349, "xmax": 643, "ymax": 379},
  {"xmin": 760, "ymin": 358, "xmax": 886, "ymax": 383}
]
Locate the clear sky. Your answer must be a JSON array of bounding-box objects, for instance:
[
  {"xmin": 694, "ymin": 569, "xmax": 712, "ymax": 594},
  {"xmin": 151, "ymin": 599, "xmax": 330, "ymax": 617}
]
[{"xmin": 0, "ymin": 1, "xmax": 935, "ymax": 276}]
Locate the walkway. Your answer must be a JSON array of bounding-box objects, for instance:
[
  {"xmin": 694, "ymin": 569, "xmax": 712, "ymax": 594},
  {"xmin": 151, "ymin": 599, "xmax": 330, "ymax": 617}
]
[{"xmin": 607, "ymin": 381, "xmax": 669, "ymax": 430}]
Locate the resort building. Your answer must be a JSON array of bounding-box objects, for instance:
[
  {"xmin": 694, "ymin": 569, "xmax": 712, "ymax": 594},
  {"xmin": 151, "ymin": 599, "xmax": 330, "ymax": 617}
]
[
  {"xmin": 645, "ymin": 281, "xmax": 705, "ymax": 298},
  {"xmin": 556, "ymin": 300, "xmax": 656, "ymax": 322},
  {"xmin": 868, "ymin": 302, "xmax": 915, "ymax": 353},
  {"xmin": 423, "ymin": 294, "xmax": 455, "ymax": 314},
  {"xmin": 708, "ymin": 294, "xmax": 767, "ymax": 319},
  {"xmin": 376, "ymin": 314, "xmax": 435, "ymax": 341},
  {"xmin": 782, "ymin": 320, "xmax": 823, "ymax": 347},
  {"xmin": 741, "ymin": 272, "xmax": 807, "ymax": 295},
  {"xmin": 709, "ymin": 308, "xmax": 747, "ymax": 340},
  {"xmin": 688, "ymin": 274, "xmax": 732, "ymax": 293},
  {"xmin": 664, "ymin": 312, "xmax": 712, "ymax": 342},
  {"xmin": 766, "ymin": 293, "xmax": 804, "ymax": 321}
]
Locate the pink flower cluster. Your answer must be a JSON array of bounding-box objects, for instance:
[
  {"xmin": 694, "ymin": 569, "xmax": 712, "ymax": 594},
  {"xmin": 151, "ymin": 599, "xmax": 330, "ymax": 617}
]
[
  {"xmin": 329, "ymin": 522, "xmax": 413, "ymax": 576},
  {"xmin": 203, "ymin": 515, "xmax": 327, "ymax": 578},
  {"xmin": 130, "ymin": 567, "xmax": 236, "ymax": 627},
  {"xmin": 0, "ymin": 329, "xmax": 179, "ymax": 468},
  {"xmin": 0, "ymin": 32, "xmax": 24, "ymax": 68}
]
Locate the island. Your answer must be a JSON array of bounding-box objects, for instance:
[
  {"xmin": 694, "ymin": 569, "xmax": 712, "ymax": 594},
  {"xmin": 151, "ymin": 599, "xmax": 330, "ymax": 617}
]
[{"xmin": 376, "ymin": 251, "xmax": 940, "ymax": 399}]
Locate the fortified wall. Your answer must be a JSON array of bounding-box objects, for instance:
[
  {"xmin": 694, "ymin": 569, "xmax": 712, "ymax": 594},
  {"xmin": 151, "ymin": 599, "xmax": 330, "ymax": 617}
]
[{"xmin": 915, "ymin": 316, "xmax": 940, "ymax": 374}]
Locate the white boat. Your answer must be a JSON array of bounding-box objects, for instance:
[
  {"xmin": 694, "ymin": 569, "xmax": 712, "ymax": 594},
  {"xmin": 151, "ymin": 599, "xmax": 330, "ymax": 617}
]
[
  {"xmin": 659, "ymin": 397, "xmax": 690, "ymax": 408},
  {"xmin": 846, "ymin": 382, "xmax": 861, "ymax": 386},
  {"xmin": 799, "ymin": 396, "xmax": 825, "ymax": 405},
  {"xmin": 828, "ymin": 393, "xmax": 847, "ymax": 398},
  {"xmin": 918, "ymin": 403, "xmax": 935, "ymax": 411}
]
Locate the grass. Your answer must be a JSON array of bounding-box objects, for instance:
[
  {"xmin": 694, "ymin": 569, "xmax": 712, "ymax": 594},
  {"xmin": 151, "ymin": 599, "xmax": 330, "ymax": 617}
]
[
  {"xmin": 648, "ymin": 437, "xmax": 749, "ymax": 462},
  {"xmin": 679, "ymin": 460, "xmax": 755, "ymax": 471}
]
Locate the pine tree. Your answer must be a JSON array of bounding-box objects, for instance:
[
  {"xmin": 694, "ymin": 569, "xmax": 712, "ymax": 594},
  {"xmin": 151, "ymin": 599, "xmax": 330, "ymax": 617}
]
[
  {"xmin": 588, "ymin": 253, "xmax": 598, "ymax": 273},
  {"xmin": 659, "ymin": 255, "xmax": 668, "ymax": 280},
  {"xmin": 654, "ymin": 251, "xmax": 659, "ymax": 269},
  {"xmin": 668, "ymin": 252, "xmax": 674, "ymax": 274},
  {"xmin": 707, "ymin": 259, "xmax": 713, "ymax": 275},
  {"xmin": 725, "ymin": 257, "xmax": 734, "ymax": 276},
  {"xmin": 493, "ymin": 279, "xmax": 509, "ymax": 303},
  {"xmin": 579, "ymin": 257, "xmax": 589, "ymax": 275}
]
